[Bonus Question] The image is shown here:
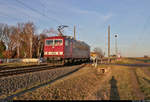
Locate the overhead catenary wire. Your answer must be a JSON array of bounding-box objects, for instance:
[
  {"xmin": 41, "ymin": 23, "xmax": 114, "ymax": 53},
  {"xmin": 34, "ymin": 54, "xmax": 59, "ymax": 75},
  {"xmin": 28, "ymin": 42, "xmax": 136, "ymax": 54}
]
[
  {"xmin": 0, "ymin": 2, "xmax": 38, "ymax": 25},
  {"xmin": 0, "ymin": 12, "xmax": 22, "ymax": 22},
  {"xmin": 15, "ymin": 0, "xmax": 61, "ymax": 24}
]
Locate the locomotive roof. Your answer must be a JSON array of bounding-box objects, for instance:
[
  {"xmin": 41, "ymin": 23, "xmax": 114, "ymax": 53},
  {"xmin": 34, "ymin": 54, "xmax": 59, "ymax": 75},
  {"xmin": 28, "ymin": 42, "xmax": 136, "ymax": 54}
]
[
  {"xmin": 46, "ymin": 36, "xmax": 73, "ymax": 39},
  {"xmin": 46, "ymin": 36, "xmax": 90, "ymax": 47}
]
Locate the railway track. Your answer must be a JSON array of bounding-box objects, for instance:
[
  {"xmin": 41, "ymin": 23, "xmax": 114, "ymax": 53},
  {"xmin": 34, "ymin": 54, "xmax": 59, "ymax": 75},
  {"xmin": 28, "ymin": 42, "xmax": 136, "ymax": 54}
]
[
  {"xmin": 0, "ymin": 64, "xmax": 62, "ymax": 78},
  {"xmin": 0, "ymin": 64, "xmax": 48, "ymax": 71},
  {"xmin": 0, "ymin": 63, "xmax": 85, "ymax": 78}
]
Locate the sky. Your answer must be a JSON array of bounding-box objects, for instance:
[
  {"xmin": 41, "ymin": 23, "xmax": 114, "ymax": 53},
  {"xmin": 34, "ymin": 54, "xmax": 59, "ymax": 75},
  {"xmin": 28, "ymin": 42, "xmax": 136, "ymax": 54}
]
[{"xmin": 0, "ymin": 0, "xmax": 150, "ymax": 57}]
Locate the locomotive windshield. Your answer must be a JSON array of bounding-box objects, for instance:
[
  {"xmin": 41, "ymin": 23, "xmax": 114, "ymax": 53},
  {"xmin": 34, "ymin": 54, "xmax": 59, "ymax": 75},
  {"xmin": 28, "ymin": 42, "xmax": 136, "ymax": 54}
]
[
  {"xmin": 54, "ymin": 39, "xmax": 63, "ymax": 46},
  {"xmin": 46, "ymin": 39, "xmax": 63, "ymax": 46},
  {"xmin": 46, "ymin": 40, "xmax": 53, "ymax": 46}
]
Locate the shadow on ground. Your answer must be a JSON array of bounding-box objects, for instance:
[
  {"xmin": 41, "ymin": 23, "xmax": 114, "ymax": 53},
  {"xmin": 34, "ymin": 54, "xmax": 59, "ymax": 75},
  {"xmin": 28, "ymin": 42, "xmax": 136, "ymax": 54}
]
[{"xmin": 109, "ymin": 76, "xmax": 120, "ymax": 100}]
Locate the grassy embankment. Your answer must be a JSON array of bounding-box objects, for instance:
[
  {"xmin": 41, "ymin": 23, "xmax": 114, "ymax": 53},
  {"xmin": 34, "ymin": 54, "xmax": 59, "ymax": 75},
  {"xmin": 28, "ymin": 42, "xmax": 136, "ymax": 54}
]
[
  {"xmin": 13, "ymin": 64, "xmax": 145, "ymax": 100},
  {"xmin": 14, "ymin": 64, "xmax": 111, "ymax": 100},
  {"xmin": 10, "ymin": 57, "xmax": 150, "ymax": 100}
]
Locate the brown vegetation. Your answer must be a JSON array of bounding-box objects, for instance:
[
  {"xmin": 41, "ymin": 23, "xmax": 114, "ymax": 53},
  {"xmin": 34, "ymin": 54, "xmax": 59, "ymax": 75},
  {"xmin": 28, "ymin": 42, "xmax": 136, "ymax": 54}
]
[{"xmin": 0, "ymin": 22, "xmax": 57, "ymax": 59}]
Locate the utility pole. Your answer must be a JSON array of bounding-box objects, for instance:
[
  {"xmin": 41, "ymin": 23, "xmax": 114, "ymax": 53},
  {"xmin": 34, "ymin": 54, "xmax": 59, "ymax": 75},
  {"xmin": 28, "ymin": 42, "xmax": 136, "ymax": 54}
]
[
  {"xmin": 104, "ymin": 30, "xmax": 107, "ymax": 57},
  {"xmin": 74, "ymin": 25, "xmax": 76, "ymax": 40},
  {"xmin": 108, "ymin": 25, "xmax": 110, "ymax": 63}
]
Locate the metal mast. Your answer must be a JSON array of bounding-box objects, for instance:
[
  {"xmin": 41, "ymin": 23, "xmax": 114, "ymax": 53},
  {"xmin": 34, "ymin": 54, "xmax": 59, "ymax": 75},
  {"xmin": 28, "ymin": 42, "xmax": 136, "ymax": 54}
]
[
  {"xmin": 114, "ymin": 34, "xmax": 118, "ymax": 57},
  {"xmin": 74, "ymin": 25, "xmax": 76, "ymax": 40},
  {"xmin": 108, "ymin": 25, "xmax": 110, "ymax": 62}
]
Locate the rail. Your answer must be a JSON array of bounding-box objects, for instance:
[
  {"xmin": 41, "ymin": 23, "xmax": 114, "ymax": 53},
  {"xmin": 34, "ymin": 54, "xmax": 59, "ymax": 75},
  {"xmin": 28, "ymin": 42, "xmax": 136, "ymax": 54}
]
[{"xmin": 0, "ymin": 63, "xmax": 85, "ymax": 78}]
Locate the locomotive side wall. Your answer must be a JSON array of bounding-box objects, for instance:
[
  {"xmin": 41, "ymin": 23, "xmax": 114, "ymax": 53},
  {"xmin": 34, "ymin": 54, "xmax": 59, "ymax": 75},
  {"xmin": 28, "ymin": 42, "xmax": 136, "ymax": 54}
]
[
  {"xmin": 72, "ymin": 40, "xmax": 90, "ymax": 59},
  {"xmin": 64, "ymin": 38, "xmax": 90, "ymax": 59}
]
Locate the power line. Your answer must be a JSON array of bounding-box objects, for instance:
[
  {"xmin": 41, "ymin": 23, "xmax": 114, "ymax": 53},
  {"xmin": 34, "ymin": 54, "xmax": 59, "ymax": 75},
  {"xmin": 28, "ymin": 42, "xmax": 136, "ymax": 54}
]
[
  {"xmin": 15, "ymin": 0, "xmax": 61, "ymax": 24},
  {"xmin": 38, "ymin": 0, "xmax": 64, "ymax": 24},
  {"xmin": 0, "ymin": 12, "xmax": 21, "ymax": 21}
]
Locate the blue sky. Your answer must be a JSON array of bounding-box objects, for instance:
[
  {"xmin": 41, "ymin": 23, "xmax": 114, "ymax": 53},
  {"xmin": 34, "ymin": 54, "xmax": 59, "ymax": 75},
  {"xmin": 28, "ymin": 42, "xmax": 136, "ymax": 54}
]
[{"xmin": 0, "ymin": 0, "xmax": 150, "ymax": 57}]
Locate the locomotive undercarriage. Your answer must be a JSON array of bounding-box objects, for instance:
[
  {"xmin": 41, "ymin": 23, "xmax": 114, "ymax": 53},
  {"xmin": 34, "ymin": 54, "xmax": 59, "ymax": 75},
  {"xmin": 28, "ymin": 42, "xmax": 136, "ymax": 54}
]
[{"xmin": 45, "ymin": 57, "xmax": 89, "ymax": 65}]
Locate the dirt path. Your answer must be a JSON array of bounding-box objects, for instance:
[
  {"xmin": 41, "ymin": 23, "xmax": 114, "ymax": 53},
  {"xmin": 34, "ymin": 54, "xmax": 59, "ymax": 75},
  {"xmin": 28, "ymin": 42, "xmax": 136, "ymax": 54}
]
[
  {"xmin": 129, "ymin": 69, "xmax": 145, "ymax": 100},
  {"xmin": 86, "ymin": 69, "xmax": 112, "ymax": 100}
]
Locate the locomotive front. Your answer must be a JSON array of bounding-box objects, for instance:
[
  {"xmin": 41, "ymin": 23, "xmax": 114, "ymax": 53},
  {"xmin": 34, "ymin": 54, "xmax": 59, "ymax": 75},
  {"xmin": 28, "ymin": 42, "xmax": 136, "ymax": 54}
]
[{"xmin": 44, "ymin": 36, "xmax": 64, "ymax": 61}]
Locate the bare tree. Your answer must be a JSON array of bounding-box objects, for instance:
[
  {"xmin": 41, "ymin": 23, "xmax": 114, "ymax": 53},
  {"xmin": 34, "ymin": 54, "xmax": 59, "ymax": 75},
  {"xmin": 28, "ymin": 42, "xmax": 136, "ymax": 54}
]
[
  {"xmin": 0, "ymin": 24, "xmax": 10, "ymax": 49},
  {"xmin": 23, "ymin": 22, "xmax": 35, "ymax": 58},
  {"xmin": 93, "ymin": 47, "xmax": 104, "ymax": 58},
  {"xmin": 0, "ymin": 40, "xmax": 6, "ymax": 58},
  {"xmin": 0, "ymin": 22, "xmax": 56, "ymax": 59},
  {"xmin": 7, "ymin": 22, "xmax": 35, "ymax": 58},
  {"xmin": 42, "ymin": 28, "xmax": 58, "ymax": 37},
  {"xmin": 93, "ymin": 47, "xmax": 104, "ymax": 63},
  {"xmin": 9, "ymin": 23, "xmax": 24, "ymax": 58}
]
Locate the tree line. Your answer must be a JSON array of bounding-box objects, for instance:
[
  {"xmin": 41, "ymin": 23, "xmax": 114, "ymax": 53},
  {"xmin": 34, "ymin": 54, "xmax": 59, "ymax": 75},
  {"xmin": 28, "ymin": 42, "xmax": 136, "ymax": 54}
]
[{"xmin": 0, "ymin": 22, "xmax": 55, "ymax": 59}]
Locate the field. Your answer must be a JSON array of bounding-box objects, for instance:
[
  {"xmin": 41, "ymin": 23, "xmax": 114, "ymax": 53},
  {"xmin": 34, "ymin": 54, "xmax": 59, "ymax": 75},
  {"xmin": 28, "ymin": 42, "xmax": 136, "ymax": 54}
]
[{"xmin": 1, "ymin": 57, "xmax": 150, "ymax": 100}]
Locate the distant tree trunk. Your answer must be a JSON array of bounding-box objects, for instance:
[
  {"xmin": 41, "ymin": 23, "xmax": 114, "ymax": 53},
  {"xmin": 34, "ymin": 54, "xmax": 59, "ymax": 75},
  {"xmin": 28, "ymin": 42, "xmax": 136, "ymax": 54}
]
[
  {"xmin": 30, "ymin": 36, "xmax": 32, "ymax": 58},
  {"xmin": 17, "ymin": 43, "xmax": 19, "ymax": 58},
  {"xmin": 24, "ymin": 52, "xmax": 26, "ymax": 58},
  {"xmin": 37, "ymin": 41, "xmax": 40, "ymax": 58},
  {"xmin": 101, "ymin": 58, "xmax": 103, "ymax": 64}
]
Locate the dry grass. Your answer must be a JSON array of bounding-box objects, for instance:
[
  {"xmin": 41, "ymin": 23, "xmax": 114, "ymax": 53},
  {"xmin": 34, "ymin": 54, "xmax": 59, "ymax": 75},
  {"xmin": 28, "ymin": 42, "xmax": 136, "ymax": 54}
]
[
  {"xmin": 13, "ymin": 62, "xmax": 150, "ymax": 100},
  {"xmin": 112, "ymin": 66, "xmax": 135, "ymax": 99},
  {"xmin": 13, "ymin": 65, "xmax": 110, "ymax": 100},
  {"xmin": 97, "ymin": 65, "xmax": 138, "ymax": 100},
  {"xmin": 13, "ymin": 64, "xmax": 142, "ymax": 100},
  {"xmin": 135, "ymin": 68, "xmax": 150, "ymax": 99},
  {"xmin": 114, "ymin": 58, "xmax": 140, "ymax": 64}
]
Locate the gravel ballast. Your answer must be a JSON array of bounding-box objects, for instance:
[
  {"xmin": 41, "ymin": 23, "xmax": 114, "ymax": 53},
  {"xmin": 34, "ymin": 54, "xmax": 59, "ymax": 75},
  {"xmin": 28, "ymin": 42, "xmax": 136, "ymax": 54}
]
[{"xmin": 0, "ymin": 64, "xmax": 84, "ymax": 99}]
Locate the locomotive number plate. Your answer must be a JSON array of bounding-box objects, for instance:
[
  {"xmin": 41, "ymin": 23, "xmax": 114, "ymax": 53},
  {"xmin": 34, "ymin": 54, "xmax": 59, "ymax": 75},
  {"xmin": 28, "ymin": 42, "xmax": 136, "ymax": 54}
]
[
  {"xmin": 51, "ymin": 52, "xmax": 56, "ymax": 55},
  {"xmin": 49, "ymin": 52, "xmax": 57, "ymax": 55}
]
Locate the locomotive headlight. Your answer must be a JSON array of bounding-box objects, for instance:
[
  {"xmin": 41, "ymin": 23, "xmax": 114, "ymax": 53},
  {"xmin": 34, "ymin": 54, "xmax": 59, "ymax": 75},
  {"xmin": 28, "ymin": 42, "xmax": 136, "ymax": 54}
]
[
  {"xmin": 44, "ymin": 52, "xmax": 47, "ymax": 55},
  {"xmin": 48, "ymin": 52, "xmax": 51, "ymax": 55},
  {"xmin": 59, "ymin": 52, "xmax": 63, "ymax": 55}
]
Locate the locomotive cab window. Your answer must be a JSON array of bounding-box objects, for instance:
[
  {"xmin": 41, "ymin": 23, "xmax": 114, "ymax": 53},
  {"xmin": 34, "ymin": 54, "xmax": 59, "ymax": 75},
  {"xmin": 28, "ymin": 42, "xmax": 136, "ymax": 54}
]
[
  {"xmin": 46, "ymin": 40, "xmax": 53, "ymax": 46},
  {"xmin": 54, "ymin": 39, "xmax": 63, "ymax": 46}
]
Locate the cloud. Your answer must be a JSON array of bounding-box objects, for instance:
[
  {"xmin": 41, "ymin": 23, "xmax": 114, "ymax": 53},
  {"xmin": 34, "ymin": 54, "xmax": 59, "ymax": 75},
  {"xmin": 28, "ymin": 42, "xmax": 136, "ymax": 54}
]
[
  {"xmin": 71, "ymin": 8, "xmax": 113, "ymax": 22},
  {"xmin": 102, "ymin": 13, "xmax": 113, "ymax": 22}
]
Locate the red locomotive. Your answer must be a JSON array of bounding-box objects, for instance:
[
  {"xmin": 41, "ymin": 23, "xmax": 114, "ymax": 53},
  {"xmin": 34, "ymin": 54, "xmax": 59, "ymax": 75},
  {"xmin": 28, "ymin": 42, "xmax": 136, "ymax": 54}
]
[{"xmin": 44, "ymin": 36, "xmax": 90, "ymax": 64}]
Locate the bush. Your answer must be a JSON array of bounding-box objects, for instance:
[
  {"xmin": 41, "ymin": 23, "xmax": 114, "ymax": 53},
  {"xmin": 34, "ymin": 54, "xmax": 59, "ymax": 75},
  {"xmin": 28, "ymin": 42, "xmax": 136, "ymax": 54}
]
[{"xmin": 144, "ymin": 55, "xmax": 148, "ymax": 58}]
